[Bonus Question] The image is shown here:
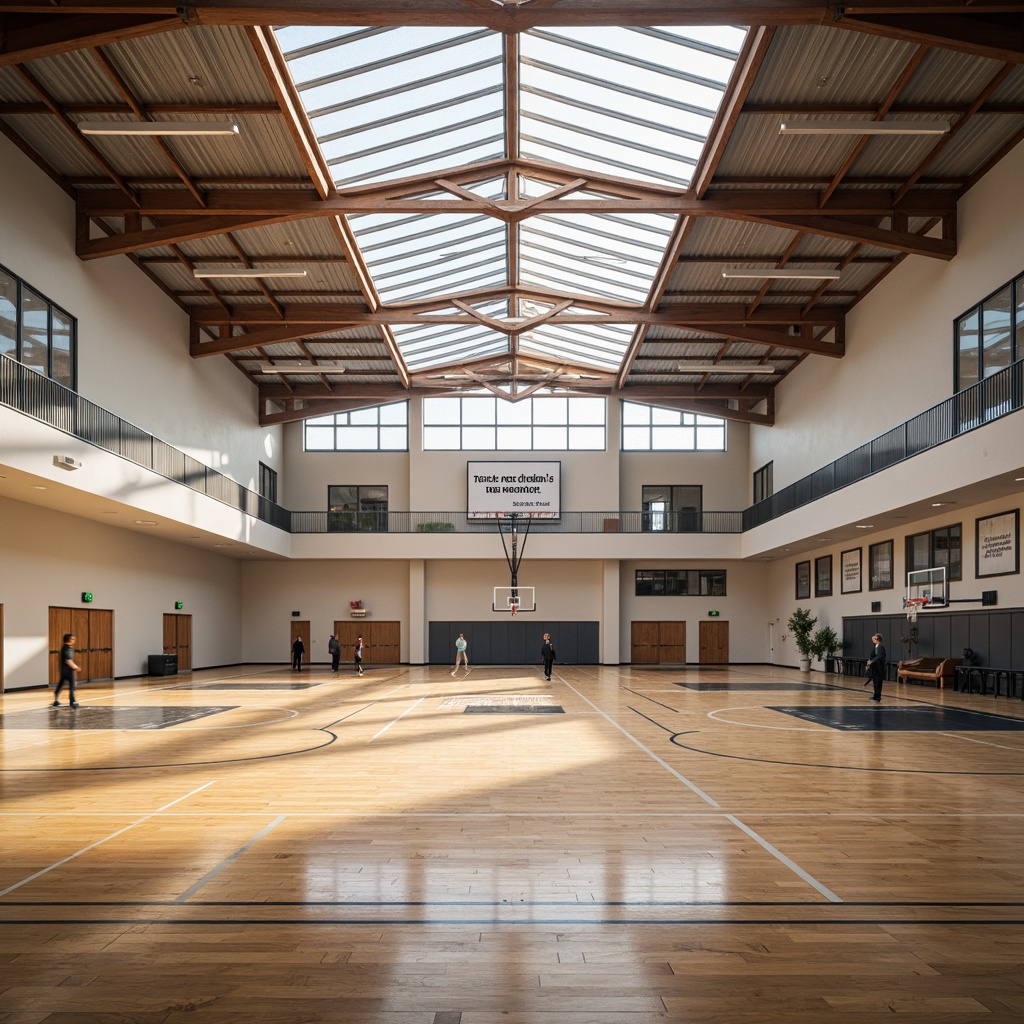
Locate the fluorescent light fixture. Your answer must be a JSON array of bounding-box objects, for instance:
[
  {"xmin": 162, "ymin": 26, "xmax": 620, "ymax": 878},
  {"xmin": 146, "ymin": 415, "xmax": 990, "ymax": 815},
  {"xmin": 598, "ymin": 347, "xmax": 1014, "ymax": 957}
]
[
  {"xmin": 193, "ymin": 268, "xmax": 307, "ymax": 279},
  {"xmin": 53, "ymin": 455, "xmax": 81, "ymax": 471},
  {"xmin": 779, "ymin": 119, "xmax": 949, "ymax": 136},
  {"xmin": 678, "ymin": 362, "xmax": 776, "ymax": 374},
  {"xmin": 722, "ymin": 268, "xmax": 841, "ymax": 280},
  {"xmin": 257, "ymin": 362, "xmax": 346, "ymax": 374},
  {"xmin": 79, "ymin": 121, "xmax": 239, "ymax": 136}
]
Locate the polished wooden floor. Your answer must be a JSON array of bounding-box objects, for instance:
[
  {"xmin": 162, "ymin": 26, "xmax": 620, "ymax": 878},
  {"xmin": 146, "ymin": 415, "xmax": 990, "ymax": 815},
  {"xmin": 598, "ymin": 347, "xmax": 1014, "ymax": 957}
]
[{"xmin": 2, "ymin": 661, "xmax": 1023, "ymax": 1022}]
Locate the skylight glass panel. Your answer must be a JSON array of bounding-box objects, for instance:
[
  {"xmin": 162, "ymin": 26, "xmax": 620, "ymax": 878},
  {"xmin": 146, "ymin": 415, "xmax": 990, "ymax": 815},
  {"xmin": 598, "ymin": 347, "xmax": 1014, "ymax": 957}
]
[
  {"xmin": 278, "ymin": 26, "xmax": 504, "ymax": 187},
  {"xmin": 520, "ymin": 322, "xmax": 634, "ymax": 370},
  {"xmin": 519, "ymin": 26, "xmax": 744, "ymax": 188},
  {"xmin": 395, "ymin": 322, "xmax": 507, "ymax": 372},
  {"xmin": 350, "ymin": 213, "xmax": 506, "ymax": 304},
  {"xmin": 276, "ymin": 22, "xmax": 747, "ymax": 376},
  {"xmin": 521, "ymin": 211, "xmax": 674, "ymax": 303}
]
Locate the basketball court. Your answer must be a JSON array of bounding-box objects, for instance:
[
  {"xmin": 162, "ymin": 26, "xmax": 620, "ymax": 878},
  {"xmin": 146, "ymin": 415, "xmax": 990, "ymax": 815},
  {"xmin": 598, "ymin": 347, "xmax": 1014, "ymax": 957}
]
[{"xmin": 2, "ymin": 661, "xmax": 1023, "ymax": 1020}]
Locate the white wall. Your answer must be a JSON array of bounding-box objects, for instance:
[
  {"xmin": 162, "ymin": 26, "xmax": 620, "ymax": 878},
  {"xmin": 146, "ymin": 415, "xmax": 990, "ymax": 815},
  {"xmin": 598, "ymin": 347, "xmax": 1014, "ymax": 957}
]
[
  {"xmin": 240, "ymin": 559, "xmax": 410, "ymax": 663},
  {"xmin": 0, "ymin": 495, "xmax": 243, "ymax": 690},
  {"xmin": 0, "ymin": 133, "xmax": 282, "ymax": 490},
  {"xmin": 750, "ymin": 138, "xmax": 1024, "ymax": 491},
  {"xmin": 620, "ymin": 559, "xmax": 770, "ymax": 663},
  {"xmin": 765, "ymin": 491, "xmax": 1023, "ymax": 669},
  {"xmin": 619, "ymin": 425, "xmax": 751, "ymax": 512}
]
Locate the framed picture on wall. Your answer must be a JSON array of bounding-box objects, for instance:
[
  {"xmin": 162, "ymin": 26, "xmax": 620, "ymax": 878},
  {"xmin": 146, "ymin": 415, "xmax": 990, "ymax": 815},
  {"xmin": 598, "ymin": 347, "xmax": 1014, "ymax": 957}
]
[
  {"xmin": 795, "ymin": 560, "xmax": 811, "ymax": 600},
  {"xmin": 976, "ymin": 509, "xmax": 1019, "ymax": 577},
  {"xmin": 841, "ymin": 547, "xmax": 862, "ymax": 594},
  {"xmin": 815, "ymin": 554, "xmax": 833, "ymax": 597}
]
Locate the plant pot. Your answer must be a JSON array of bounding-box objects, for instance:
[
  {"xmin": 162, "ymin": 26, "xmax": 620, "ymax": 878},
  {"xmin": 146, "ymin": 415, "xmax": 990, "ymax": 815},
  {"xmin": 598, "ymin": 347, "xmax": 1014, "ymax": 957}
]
[
  {"xmin": 824, "ymin": 657, "xmax": 835, "ymax": 674},
  {"xmin": 799, "ymin": 657, "xmax": 811, "ymax": 672}
]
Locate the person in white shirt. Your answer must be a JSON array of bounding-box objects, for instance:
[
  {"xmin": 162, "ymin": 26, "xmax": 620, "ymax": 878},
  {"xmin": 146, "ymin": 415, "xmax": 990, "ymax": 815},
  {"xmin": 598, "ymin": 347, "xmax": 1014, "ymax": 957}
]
[{"xmin": 453, "ymin": 633, "xmax": 469, "ymax": 673}]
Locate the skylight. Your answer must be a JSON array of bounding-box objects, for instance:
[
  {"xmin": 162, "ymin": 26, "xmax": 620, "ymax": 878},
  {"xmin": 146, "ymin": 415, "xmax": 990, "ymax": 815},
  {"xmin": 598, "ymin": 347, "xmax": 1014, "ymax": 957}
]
[{"xmin": 276, "ymin": 23, "xmax": 746, "ymax": 375}]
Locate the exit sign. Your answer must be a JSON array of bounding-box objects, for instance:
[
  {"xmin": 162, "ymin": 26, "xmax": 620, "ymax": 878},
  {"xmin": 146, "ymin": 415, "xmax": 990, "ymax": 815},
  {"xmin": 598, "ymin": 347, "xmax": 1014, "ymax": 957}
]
[
  {"xmin": 81, "ymin": 592, "xmax": 93, "ymax": 603},
  {"xmin": 708, "ymin": 610, "xmax": 720, "ymax": 617},
  {"xmin": 175, "ymin": 601, "xmax": 184, "ymax": 610}
]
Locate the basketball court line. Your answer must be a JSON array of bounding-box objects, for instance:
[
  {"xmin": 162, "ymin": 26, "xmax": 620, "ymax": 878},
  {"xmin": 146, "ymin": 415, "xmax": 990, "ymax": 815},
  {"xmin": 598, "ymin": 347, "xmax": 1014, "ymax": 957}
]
[{"xmin": 0, "ymin": 781, "xmax": 217, "ymax": 897}]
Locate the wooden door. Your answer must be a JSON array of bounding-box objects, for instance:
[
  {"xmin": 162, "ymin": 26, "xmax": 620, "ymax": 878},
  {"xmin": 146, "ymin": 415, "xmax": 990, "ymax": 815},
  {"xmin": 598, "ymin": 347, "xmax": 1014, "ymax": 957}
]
[
  {"xmin": 370, "ymin": 621, "xmax": 401, "ymax": 664},
  {"xmin": 290, "ymin": 620, "xmax": 310, "ymax": 667},
  {"xmin": 49, "ymin": 606, "xmax": 113, "ymax": 682},
  {"xmin": 630, "ymin": 621, "xmax": 660, "ymax": 664},
  {"xmin": 337, "ymin": 621, "xmax": 401, "ymax": 665},
  {"xmin": 89, "ymin": 609, "xmax": 114, "ymax": 680},
  {"xmin": 0, "ymin": 603, "xmax": 4, "ymax": 692},
  {"xmin": 658, "ymin": 621, "xmax": 687, "ymax": 663},
  {"xmin": 163, "ymin": 613, "xmax": 193, "ymax": 671},
  {"xmin": 699, "ymin": 620, "xmax": 729, "ymax": 664}
]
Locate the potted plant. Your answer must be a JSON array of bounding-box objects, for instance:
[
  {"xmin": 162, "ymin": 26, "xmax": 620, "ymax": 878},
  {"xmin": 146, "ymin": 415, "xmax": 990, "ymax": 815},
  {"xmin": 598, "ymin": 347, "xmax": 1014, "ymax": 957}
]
[
  {"xmin": 811, "ymin": 625, "xmax": 842, "ymax": 673},
  {"xmin": 788, "ymin": 607, "xmax": 817, "ymax": 672}
]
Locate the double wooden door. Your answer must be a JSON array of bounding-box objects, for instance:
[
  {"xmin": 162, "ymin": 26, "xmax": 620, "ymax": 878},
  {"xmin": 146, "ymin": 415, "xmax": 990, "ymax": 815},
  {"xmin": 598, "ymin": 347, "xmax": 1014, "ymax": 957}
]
[
  {"xmin": 335, "ymin": 621, "xmax": 401, "ymax": 665},
  {"xmin": 48, "ymin": 606, "xmax": 114, "ymax": 684},
  {"xmin": 163, "ymin": 613, "xmax": 193, "ymax": 671},
  {"xmin": 630, "ymin": 621, "xmax": 686, "ymax": 664}
]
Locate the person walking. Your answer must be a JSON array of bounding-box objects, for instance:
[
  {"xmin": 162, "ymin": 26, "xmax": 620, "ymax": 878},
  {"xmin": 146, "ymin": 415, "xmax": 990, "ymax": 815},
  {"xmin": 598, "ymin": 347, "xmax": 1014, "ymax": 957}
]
[
  {"xmin": 354, "ymin": 635, "xmax": 364, "ymax": 675},
  {"xmin": 541, "ymin": 633, "xmax": 556, "ymax": 681},
  {"xmin": 328, "ymin": 633, "xmax": 341, "ymax": 674},
  {"xmin": 866, "ymin": 633, "xmax": 886, "ymax": 702},
  {"xmin": 52, "ymin": 633, "xmax": 81, "ymax": 708},
  {"xmin": 291, "ymin": 635, "xmax": 305, "ymax": 671},
  {"xmin": 452, "ymin": 633, "xmax": 469, "ymax": 674}
]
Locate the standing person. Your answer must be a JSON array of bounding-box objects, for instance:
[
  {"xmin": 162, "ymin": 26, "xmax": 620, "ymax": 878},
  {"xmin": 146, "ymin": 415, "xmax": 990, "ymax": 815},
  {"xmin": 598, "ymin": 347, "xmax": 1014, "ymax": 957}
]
[
  {"xmin": 328, "ymin": 633, "xmax": 341, "ymax": 675},
  {"xmin": 541, "ymin": 633, "xmax": 556, "ymax": 681},
  {"xmin": 291, "ymin": 635, "xmax": 305, "ymax": 672},
  {"xmin": 866, "ymin": 633, "xmax": 886, "ymax": 702},
  {"xmin": 354, "ymin": 635, "xmax": 364, "ymax": 675},
  {"xmin": 52, "ymin": 633, "xmax": 81, "ymax": 708},
  {"xmin": 452, "ymin": 633, "xmax": 469, "ymax": 674}
]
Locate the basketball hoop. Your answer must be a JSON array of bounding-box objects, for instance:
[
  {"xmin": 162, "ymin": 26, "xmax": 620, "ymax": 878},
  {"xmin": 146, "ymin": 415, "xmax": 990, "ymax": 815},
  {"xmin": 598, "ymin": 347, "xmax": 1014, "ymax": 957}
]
[
  {"xmin": 905, "ymin": 597, "xmax": 928, "ymax": 622},
  {"xmin": 510, "ymin": 602, "xmax": 518, "ymax": 618}
]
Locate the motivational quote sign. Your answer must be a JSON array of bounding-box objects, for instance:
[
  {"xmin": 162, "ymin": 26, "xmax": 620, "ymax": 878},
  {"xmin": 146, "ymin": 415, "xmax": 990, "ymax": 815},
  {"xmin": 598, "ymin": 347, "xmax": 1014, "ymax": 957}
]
[{"xmin": 467, "ymin": 461, "xmax": 561, "ymax": 519}]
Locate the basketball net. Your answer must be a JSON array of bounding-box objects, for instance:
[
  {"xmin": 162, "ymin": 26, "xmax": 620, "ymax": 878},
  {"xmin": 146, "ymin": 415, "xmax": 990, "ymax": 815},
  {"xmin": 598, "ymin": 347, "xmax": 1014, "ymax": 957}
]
[
  {"xmin": 510, "ymin": 602, "xmax": 518, "ymax": 618},
  {"xmin": 906, "ymin": 597, "xmax": 927, "ymax": 622}
]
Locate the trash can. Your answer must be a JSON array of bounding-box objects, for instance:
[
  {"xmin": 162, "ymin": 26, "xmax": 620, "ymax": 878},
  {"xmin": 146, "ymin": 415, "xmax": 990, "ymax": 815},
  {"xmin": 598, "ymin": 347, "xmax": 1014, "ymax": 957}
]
[{"xmin": 148, "ymin": 654, "xmax": 178, "ymax": 676}]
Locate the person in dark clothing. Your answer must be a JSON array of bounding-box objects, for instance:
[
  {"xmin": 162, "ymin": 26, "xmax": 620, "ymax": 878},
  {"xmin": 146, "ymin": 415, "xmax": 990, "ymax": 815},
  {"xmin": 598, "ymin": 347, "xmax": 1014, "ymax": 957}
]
[
  {"xmin": 292, "ymin": 636, "xmax": 305, "ymax": 671},
  {"xmin": 328, "ymin": 633, "xmax": 341, "ymax": 674},
  {"xmin": 866, "ymin": 633, "xmax": 886, "ymax": 702},
  {"xmin": 52, "ymin": 633, "xmax": 81, "ymax": 708},
  {"xmin": 541, "ymin": 633, "xmax": 556, "ymax": 681}
]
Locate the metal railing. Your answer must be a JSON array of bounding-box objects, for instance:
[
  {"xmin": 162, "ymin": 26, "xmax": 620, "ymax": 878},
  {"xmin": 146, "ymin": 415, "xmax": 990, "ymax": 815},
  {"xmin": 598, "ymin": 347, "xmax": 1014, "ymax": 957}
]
[
  {"xmin": 289, "ymin": 510, "xmax": 744, "ymax": 534},
  {"xmin": 0, "ymin": 355, "xmax": 291, "ymax": 531},
  {"xmin": 744, "ymin": 359, "xmax": 1023, "ymax": 530},
  {"xmin": 4, "ymin": 353, "xmax": 1021, "ymax": 538}
]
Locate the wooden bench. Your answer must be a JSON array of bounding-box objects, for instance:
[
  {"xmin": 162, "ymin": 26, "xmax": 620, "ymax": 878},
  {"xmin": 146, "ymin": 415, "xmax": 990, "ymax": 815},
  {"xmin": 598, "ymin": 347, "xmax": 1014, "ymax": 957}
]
[{"xmin": 896, "ymin": 657, "xmax": 960, "ymax": 687}]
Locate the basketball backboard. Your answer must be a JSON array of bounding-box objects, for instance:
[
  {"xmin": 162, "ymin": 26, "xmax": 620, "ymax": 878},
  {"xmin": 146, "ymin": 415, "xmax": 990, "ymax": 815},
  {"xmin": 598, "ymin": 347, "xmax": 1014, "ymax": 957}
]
[
  {"xmin": 905, "ymin": 566, "xmax": 947, "ymax": 610},
  {"xmin": 493, "ymin": 586, "xmax": 536, "ymax": 614}
]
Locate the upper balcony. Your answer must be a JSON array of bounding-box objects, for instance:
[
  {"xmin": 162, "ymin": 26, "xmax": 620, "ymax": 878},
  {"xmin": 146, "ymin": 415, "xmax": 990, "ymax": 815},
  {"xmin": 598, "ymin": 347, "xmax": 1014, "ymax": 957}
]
[{"xmin": 2, "ymin": 354, "xmax": 1022, "ymax": 558}]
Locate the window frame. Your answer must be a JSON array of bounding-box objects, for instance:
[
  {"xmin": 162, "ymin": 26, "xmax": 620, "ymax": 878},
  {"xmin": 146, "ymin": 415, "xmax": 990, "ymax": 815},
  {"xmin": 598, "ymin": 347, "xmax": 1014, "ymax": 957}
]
[
  {"xmin": 327, "ymin": 484, "xmax": 390, "ymax": 532},
  {"xmin": 640, "ymin": 484, "xmax": 703, "ymax": 533},
  {"xmin": 303, "ymin": 401, "xmax": 409, "ymax": 452},
  {"xmin": 954, "ymin": 267, "xmax": 1023, "ymax": 392},
  {"xmin": 422, "ymin": 395, "xmax": 606, "ymax": 451},
  {"xmin": 620, "ymin": 401, "xmax": 726, "ymax": 452},
  {"xmin": 905, "ymin": 524, "xmax": 962, "ymax": 582},
  {"xmin": 753, "ymin": 461, "xmax": 773, "ymax": 504},
  {"xmin": 0, "ymin": 261, "xmax": 77, "ymax": 390},
  {"xmin": 868, "ymin": 539, "xmax": 894, "ymax": 592},
  {"xmin": 814, "ymin": 554, "xmax": 833, "ymax": 597},
  {"xmin": 634, "ymin": 569, "xmax": 726, "ymax": 597}
]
